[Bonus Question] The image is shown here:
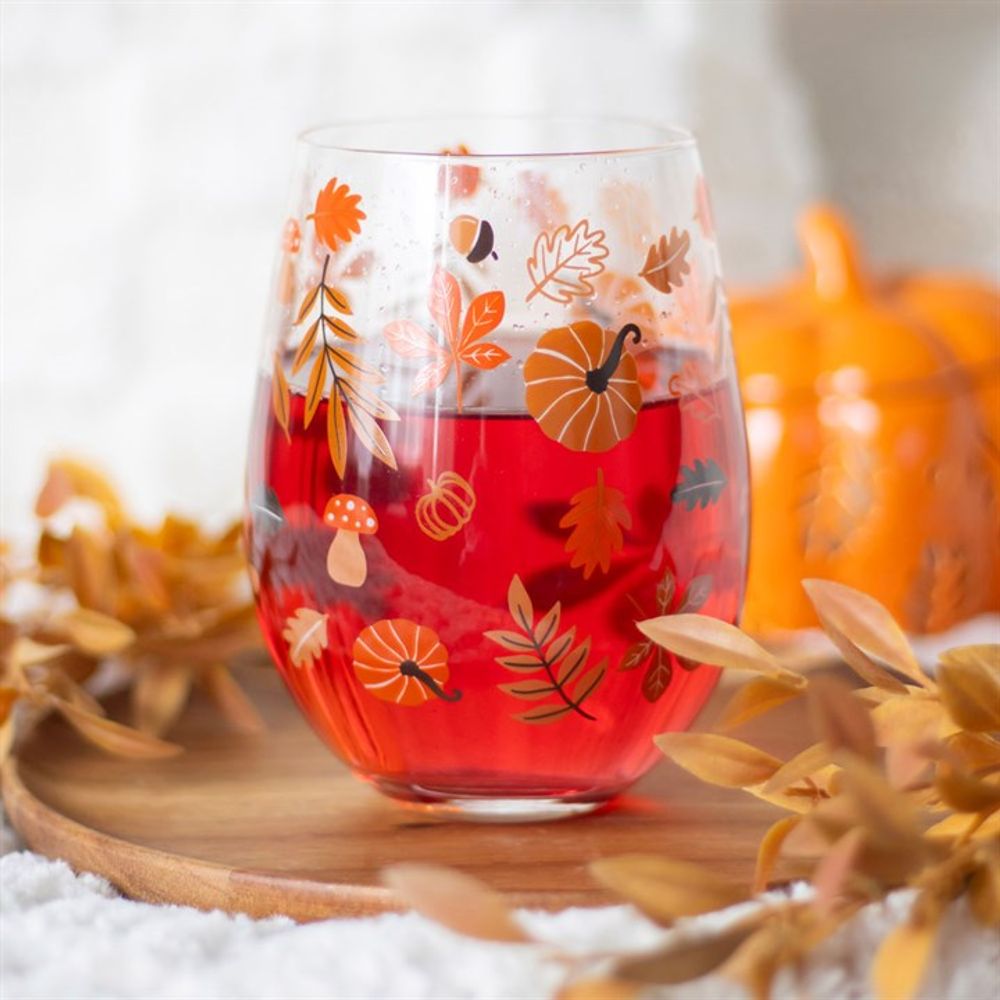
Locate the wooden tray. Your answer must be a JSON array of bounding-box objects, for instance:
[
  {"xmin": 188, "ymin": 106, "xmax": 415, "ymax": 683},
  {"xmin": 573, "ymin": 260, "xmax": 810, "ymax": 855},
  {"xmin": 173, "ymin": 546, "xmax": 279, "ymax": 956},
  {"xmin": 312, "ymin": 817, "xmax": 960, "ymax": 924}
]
[{"xmin": 3, "ymin": 667, "xmax": 807, "ymax": 921}]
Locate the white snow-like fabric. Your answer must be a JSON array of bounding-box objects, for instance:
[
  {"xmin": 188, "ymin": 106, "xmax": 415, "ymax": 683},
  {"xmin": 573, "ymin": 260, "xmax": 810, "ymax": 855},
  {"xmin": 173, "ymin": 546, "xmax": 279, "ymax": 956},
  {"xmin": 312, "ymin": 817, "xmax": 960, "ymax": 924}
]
[{"xmin": 2, "ymin": 806, "xmax": 998, "ymax": 1000}]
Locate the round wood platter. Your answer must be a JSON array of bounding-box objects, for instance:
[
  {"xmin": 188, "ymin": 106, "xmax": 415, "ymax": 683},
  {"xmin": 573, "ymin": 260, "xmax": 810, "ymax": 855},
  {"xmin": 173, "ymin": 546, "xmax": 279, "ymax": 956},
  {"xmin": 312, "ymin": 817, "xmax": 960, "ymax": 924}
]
[{"xmin": 3, "ymin": 666, "xmax": 807, "ymax": 921}]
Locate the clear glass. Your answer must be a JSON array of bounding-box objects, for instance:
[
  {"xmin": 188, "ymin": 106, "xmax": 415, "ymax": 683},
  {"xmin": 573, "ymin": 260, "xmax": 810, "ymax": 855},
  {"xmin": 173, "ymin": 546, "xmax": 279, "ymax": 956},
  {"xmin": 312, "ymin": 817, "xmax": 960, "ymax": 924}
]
[{"xmin": 245, "ymin": 115, "xmax": 750, "ymax": 821}]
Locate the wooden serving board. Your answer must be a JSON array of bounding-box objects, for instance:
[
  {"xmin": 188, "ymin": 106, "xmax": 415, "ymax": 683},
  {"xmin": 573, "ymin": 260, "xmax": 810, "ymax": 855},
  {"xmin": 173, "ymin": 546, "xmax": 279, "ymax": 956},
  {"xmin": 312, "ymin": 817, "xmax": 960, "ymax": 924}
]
[{"xmin": 3, "ymin": 666, "xmax": 808, "ymax": 921}]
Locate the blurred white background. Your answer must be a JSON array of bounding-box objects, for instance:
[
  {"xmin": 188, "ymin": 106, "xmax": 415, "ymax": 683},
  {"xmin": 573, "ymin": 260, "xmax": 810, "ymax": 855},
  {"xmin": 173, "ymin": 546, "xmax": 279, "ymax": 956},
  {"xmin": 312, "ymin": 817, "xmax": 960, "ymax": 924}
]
[{"xmin": 2, "ymin": 1, "xmax": 997, "ymax": 532}]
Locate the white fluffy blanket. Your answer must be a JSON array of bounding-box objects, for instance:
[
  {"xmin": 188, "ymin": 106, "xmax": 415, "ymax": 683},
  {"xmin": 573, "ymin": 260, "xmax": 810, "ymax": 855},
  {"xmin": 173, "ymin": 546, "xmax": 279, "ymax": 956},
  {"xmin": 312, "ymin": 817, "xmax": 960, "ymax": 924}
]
[{"xmin": 2, "ymin": 806, "xmax": 997, "ymax": 1000}]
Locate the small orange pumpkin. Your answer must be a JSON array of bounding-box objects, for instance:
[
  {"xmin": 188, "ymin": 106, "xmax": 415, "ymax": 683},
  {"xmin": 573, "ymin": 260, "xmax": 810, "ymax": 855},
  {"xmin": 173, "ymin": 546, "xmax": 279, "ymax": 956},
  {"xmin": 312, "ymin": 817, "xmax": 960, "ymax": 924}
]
[
  {"xmin": 415, "ymin": 471, "xmax": 476, "ymax": 541},
  {"xmin": 732, "ymin": 205, "xmax": 999, "ymax": 633},
  {"xmin": 352, "ymin": 619, "xmax": 461, "ymax": 706},
  {"xmin": 524, "ymin": 320, "xmax": 643, "ymax": 453}
]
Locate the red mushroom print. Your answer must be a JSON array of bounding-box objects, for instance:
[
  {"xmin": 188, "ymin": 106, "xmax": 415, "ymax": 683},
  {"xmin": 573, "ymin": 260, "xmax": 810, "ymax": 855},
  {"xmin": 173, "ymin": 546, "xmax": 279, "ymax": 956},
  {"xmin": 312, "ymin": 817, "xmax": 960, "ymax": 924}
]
[{"xmin": 323, "ymin": 494, "xmax": 378, "ymax": 587}]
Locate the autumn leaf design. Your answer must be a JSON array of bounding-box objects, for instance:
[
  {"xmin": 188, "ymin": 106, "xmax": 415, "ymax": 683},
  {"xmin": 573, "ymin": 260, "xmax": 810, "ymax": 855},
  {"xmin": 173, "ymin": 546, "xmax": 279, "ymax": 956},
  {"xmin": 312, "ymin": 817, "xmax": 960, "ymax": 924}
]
[
  {"xmin": 639, "ymin": 227, "xmax": 692, "ymax": 294},
  {"xmin": 526, "ymin": 219, "xmax": 609, "ymax": 304},
  {"xmin": 560, "ymin": 469, "xmax": 631, "ymax": 579},
  {"xmin": 672, "ymin": 458, "xmax": 727, "ymax": 510},
  {"xmin": 620, "ymin": 568, "xmax": 713, "ymax": 702},
  {"xmin": 693, "ymin": 175, "xmax": 715, "ymax": 241},
  {"xmin": 668, "ymin": 359, "xmax": 720, "ymax": 422},
  {"xmin": 383, "ymin": 266, "xmax": 509, "ymax": 413},
  {"xmin": 291, "ymin": 255, "xmax": 399, "ymax": 475},
  {"xmin": 307, "ymin": 178, "xmax": 366, "ymax": 252},
  {"xmin": 484, "ymin": 576, "xmax": 607, "ymax": 724},
  {"xmin": 282, "ymin": 608, "xmax": 329, "ymax": 669}
]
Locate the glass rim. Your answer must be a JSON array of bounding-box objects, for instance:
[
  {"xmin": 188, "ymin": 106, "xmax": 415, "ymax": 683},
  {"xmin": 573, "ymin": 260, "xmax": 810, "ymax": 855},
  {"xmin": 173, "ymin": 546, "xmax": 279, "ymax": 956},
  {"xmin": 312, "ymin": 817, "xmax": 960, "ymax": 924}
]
[{"xmin": 296, "ymin": 113, "xmax": 697, "ymax": 161}]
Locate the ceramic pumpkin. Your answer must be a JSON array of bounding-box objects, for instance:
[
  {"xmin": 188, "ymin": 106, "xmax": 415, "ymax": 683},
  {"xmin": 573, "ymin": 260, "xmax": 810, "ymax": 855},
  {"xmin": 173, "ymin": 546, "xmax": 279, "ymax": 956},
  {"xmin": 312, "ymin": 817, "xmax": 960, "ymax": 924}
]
[
  {"xmin": 523, "ymin": 320, "xmax": 643, "ymax": 453},
  {"xmin": 732, "ymin": 205, "xmax": 999, "ymax": 633}
]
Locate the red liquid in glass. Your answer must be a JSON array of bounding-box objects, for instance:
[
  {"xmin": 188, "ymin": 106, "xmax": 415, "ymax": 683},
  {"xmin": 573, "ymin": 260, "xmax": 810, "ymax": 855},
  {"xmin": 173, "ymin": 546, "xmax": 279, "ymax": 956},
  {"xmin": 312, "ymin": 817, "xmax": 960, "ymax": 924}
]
[{"xmin": 246, "ymin": 370, "xmax": 748, "ymax": 802}]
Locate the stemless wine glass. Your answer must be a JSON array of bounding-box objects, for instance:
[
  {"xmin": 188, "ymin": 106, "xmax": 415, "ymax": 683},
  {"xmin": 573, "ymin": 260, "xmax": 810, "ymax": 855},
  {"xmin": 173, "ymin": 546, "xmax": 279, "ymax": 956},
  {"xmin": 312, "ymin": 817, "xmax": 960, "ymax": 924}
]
[{"xmin": 246, "ymin": 116, "xmax": 749, "ymax": 820}]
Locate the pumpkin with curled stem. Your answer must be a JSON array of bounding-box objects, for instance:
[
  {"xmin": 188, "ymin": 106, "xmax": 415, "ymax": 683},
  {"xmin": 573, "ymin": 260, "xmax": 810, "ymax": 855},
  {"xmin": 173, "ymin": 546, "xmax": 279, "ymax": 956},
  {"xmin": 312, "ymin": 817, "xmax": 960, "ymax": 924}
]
[
  {"xmin": 732, "ymin": 204, "xmax": 999, "ymax": 634},
  {"xmin": 415, "ymin": 472, "xmax": 477, "ymax": 542},
  {"xmin": 523, "ymin": 320, "xmax": 643, "ymax": 453}
]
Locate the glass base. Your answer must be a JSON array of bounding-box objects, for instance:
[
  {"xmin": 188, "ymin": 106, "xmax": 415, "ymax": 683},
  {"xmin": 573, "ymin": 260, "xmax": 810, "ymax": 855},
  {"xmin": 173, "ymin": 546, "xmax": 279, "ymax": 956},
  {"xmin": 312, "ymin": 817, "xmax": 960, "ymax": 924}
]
[{"xmin": 371, "ymin": 777, "xmax": 612, "ymax": 823}]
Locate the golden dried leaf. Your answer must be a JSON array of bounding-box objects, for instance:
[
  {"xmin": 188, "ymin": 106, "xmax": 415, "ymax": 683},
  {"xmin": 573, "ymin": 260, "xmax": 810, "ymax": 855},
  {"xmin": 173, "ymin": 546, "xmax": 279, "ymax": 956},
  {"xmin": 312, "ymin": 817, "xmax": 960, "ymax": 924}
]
[
  {"xmin": 871, "ymin": 696, "xmax": 947, "ymax": 747},
  {"xmin": 947, "ymin": 731, "xmax": 1000, "ymax": 772},
  {"xmin": 557, "ymin": 979, "xmax": 640, "ymax": 1000},
  {"xmin": 754, "ymin": 816, "xmax": 801, "ymax": 893},
  {"xmin": 925, "ymin": 808, "xmax": 1000, "ymax": 842},
  {"xmin": 969, "ymin": 858, "xmax": 1000, "ymax": 926},
  {"xmin": 382, "ymin": 863, "xmax": 529, "ymax": 943},
  {"xmin": 812, "ymin": 827, "xmax": 865, "ymax": 915},
  {"xmin": 0, "ymin": 715, "xmax": 14, "ymax": 764},
  {"xmin": 802, "ymin": 579, "xmax": 927, "ymax": 688},
  {"xmin": 638, "ymin": 615, "xmax": 799, "ymax": 684},
  {"xmin": 35, "ymin": 458, "xmax": 124, "ymax": 527},
  {"xmin": 8, "ymin": 638, "xmax": 71, "ymax": 670},
  {"xmin": 613, "ymin": 916, "xmax": 762, "ymax": 984},
  {"xmin": 872, "ymin": 916, "xmax": 939, "ymax": 1000},
  {"xmin": 818, "ymin": 616, "xmax": 909, "ymax": 694},
  {"xmin": 838, "ymin": 755, "xmax": 923, "ymax": 848},
  {"xmin": 934, "ymin": 764, "xmax": 1000, "ymax": 814},
  {"xmin": 807, "ymin": 675, "xmax": 877, "ymax": 762},
  {"xmin": 655, "ymin": 733, "xmax": 782, "ymax": 788},
  {"xmin": 132, "ymin": 662, "xmax": 192, "ymax": 736},
  {"xmin": 56, "ymin": 608, "xmax": 136, "ymax": 656},
  {"xmin": 53, "ymin": 698, "xmax": 182, "ymax": 758},
  {"xmin": 716, "ymin": 676, "xmax": 803, "ymax": 732},
  {"xmin": 198, "ymin": 664, "xmax": 266, "ymax": 734},
  {"xmin": 762, "ymin": 742, "xmax": 831, "ymax": 794},
  {"xmin": 0, "ymin": 687, "xmax": 19, "ymax": 725},
  {"xmin": 936, "ymin": 646, "xmax": 1000, "ymax": 732},
  {"xmin": 590, "ymin": 854, "xmax": 745, "ymax": 923},
  {"xmin": 885, "ymin": 741, "xmax": 934, "ymax": 791}
]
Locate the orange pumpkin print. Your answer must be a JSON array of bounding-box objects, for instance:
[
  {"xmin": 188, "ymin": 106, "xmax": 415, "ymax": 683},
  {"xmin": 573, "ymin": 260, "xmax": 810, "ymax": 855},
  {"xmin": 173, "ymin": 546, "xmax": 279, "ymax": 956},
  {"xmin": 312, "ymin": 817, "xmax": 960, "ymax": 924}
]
[
  {"xmin": 308, "ymin": 178, "xmax": 366, "ymax": 252},
  {"xmin": 524, "ymin": 320, "xmax": 643, "ymax": 453},
  {"xmin": 415, "ymin": 471, "xmax": 477, "ymax": 541},
  {"xmin": 352, "ymin": 619, "xmax": 461, "ymax": 706}
]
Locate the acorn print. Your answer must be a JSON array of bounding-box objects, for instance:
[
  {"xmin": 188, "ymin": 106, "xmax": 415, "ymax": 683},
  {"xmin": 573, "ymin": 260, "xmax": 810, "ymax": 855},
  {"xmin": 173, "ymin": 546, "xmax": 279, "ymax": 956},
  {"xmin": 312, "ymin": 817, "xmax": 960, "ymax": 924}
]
[
  {"xmin": 524, "ymin": 320, "xmax": 643, "ymax": 453},
  {"xmin": 352, "ymin": 619, "xmax": 461, "ymax": 706},
  {"xmin": 449, "ymin": 215, "xmax": 498, "ymax": 263}
]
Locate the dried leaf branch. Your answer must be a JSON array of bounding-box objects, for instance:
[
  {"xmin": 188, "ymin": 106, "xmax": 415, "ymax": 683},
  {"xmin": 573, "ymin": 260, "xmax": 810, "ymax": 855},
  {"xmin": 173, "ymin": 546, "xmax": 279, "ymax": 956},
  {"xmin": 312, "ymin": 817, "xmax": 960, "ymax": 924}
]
[
  {"xmin": 0, "ymin": 459, "xmax": 265, "ymax": 762},
  {"xmin": 379, "ymin": 578, "xmax": 999, "ymax": 1000}
]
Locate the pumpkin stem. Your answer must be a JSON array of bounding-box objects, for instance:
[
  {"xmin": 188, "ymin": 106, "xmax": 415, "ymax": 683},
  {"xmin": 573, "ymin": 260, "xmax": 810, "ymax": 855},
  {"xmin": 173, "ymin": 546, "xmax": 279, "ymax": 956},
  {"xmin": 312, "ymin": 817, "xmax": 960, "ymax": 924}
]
[
  {"xmin": 399, "ymin": 659, "xmax": 462, "ymax": 702},
  {"xmin": 798, "ymin": 204, "xmax": 865, "ymax": 303},
  {"xmin": 586, "ymin": 323, "xmax": 642, "ymax": 394}
]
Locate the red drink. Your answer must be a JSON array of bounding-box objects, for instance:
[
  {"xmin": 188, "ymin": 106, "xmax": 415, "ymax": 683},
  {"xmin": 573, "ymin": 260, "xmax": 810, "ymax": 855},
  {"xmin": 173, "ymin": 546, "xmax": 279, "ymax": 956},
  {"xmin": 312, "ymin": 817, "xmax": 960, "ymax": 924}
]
[{"xmin": 246, "ymin": 354, "xmax": 748, "ymax": 807}]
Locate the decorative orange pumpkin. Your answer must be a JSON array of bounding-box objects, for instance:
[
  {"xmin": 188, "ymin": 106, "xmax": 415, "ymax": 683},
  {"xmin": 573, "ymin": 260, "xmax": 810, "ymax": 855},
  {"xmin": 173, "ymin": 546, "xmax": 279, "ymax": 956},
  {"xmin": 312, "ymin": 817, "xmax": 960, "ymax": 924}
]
[
  {"xmin": 352, "ymin": 619, "xmax": 461, "ymax": 706},
  {"xmin": 524, "ymin": 320, "xmax": 643, "ymax": 452},
  {"xmin": 732, "ymin": 205, "xmax": 999, "ymax": 634},
  {"xmin": 415, "ymin": 471, "xmax": 477, "ymax": 541}
]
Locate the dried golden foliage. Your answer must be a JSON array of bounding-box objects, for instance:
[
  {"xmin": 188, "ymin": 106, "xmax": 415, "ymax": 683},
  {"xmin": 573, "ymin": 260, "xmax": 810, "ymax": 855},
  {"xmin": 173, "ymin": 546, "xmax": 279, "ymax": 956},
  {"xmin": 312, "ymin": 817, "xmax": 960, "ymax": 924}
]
[
  {"xmin": 381, "ymin": 863, "xmax": 530, "ymax": 943},
  {"xmin": 381, "ymin": 578, "xmax": 999, "ymax": 1000},
  {"xmin": 0, "ymin": 459, "xmax": 263, "ymax": 763}
]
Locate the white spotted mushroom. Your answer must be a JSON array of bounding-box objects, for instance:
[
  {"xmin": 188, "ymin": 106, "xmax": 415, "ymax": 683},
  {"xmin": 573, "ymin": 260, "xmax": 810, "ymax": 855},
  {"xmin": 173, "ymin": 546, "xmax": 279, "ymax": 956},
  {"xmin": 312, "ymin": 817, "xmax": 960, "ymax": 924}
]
[{"xmin": 323, "ymin": 493, "xmax": 378, "ymax": 587}]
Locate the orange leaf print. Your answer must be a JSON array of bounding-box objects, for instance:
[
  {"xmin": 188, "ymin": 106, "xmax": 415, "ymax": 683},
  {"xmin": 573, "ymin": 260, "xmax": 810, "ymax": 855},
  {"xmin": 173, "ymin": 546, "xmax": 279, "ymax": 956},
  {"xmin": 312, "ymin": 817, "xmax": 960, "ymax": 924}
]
[
  {"xmin": 693, "ymin": 175, "xmax": 716, "ymax": 241},
  {"xmin": 384, "ymin": 269, "xmax": 507, "ymax": 412},
  {"xmin": 271, "ymin": 354, "xmax": 291, "ymax": 442},
  {"xmin": 429, "ymin": 266, "xmax": 461, "ymax": 352},
  {"xmin": 560, "ymin": 469, "xmax": 632, "ymax": 579},
  {"xmin": 526, "ymin": 219, "xmax": 609, "ymax": 305},
  {"xmin": 639, "ymin": 228, "xmax": 691, "ymax": 294},
  {"xmin": 352, "ymin": 619, "xmax": 461, "ymax": 705},
  {"xmin": 282, "ymin": 608, "xmax": 329, "ymax": 669},
  {"xmin": 460, "ymin": 290, "xmax": 504, "ymax": 349},
  {"xmin": 308, "ymin": 178, "xmax": 366, "ymax": 252}
]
